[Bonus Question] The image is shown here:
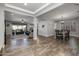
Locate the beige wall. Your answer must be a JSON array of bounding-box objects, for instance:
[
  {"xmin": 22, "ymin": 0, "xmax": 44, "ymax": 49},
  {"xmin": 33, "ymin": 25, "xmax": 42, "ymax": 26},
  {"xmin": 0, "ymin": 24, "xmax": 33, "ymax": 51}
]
[{"xmin": 0, "ymin": 4, "xmax": 5, "ymax": 50}]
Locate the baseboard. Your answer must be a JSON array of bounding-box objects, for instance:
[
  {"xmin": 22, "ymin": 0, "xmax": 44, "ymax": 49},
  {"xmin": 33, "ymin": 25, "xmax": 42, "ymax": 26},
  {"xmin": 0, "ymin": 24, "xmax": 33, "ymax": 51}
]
[
  {"xmin": 0, "ymin": 47, "xmax": 3, "ymax": 56},
  {"xmin": 70, "ymin": 34, "xmax": 79, "ymax": 38},
  {"xmin": 45, "ymin": 34, "xmax": 54, "ymax": 37},
  {"xmin": 33, "ymin": 37, "xmax": 38, "ymax": 40},
  {"xmin": 0, "ymin": 44, "xmax": 5, "ymax": 56},
  {"xmin": 38, "ymin": 34, "xmax": 54, "ymax": 37}
]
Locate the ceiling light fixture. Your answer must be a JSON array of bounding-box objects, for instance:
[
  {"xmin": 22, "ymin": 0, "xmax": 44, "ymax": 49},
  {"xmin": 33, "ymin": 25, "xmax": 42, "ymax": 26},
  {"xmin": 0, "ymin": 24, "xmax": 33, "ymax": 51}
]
[
  {"xmin": 61, "ymin": 16, "xmax": 64, "ymax": 23},
  {"xmin": 21, "ymin": 19, "xmax": 24, "ymax": 23}
]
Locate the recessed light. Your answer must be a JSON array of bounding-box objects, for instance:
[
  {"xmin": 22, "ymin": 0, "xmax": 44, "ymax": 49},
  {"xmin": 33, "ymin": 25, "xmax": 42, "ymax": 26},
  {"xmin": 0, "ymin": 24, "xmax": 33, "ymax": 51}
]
[{"xmin": 24, "ymin": 3, "xmax": 27, "ymax": 6}]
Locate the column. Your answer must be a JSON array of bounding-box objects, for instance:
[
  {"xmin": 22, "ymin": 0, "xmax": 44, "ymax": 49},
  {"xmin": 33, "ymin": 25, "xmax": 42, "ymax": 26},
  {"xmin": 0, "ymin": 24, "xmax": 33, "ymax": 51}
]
[
  {"xmin": 33, "ymin": 17, "xmax": 38, "ymax": 40},
  {"xmin": 0, "ymin": 4, "xmax": 5, "ymax": 50}
]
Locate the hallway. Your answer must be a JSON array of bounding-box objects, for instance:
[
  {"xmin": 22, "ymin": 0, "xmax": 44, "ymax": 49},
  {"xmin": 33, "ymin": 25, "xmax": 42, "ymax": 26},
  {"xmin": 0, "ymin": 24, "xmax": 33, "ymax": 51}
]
[{"xmin": 3, "ymin": 35, "xmax": 78, "ymax": 56}]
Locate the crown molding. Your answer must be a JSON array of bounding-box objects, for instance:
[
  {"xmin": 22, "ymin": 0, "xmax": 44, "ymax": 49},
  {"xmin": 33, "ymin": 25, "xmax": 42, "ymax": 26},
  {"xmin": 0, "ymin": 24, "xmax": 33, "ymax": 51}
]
[
  {"xmin": 5, "ymin": 7, "xmax": 34, "ymax": 17},
  {"xmin": 34, "ymin": 3, "xmax": 50, "ymax": 14},
  {"xmin": 5, "ymin": 3, "xmax": 64, "ymax": 17},
  {"xmin": 5, "ymin": 3, "xmax": 50, "ymax": 15},
  {"xmin": 5, "ymin": 4, "xmax": 34, "ymax": 14},
  {"xmin": 35, "ymin": 3, "xmax": 64, "ymax": 16}
]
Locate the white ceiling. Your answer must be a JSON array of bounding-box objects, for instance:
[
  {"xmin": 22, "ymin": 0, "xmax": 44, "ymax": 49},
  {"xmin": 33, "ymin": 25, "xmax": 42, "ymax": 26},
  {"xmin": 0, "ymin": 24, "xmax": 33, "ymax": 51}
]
[
  {"xmin": 8, "ymin": 3, "xmax": 46, "ymax": 12},
  {"xmin": 5, "ymin": 3, "xmax": 79, "ymax": 24},
  {"xmin": 5, "ymin": 11, "xmax": 34, "ymax": 24},
  {"xmin": 5, "ymin": 3, "xmax": 49, "ymax": 24},
  {"xmin": 5, "ymin": 3, "xmax": 62, "ymax": 16},
  {"xmin": 38, "ymin": 3, "xmax": 79, "ymax": 21},
  {"xmin": 5, "ymin": 3, "xmax": 63, "ymax": 24},
  {"xmin": 5, "ymin": 3, "xmax": 49, "ymax": 15}
]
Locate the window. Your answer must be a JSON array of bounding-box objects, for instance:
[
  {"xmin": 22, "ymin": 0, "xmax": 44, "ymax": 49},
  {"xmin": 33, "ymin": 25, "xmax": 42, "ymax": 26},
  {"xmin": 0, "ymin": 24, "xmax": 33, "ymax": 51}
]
[
  {"xmin": 12, "ymin": 25, "xmax": 17, "ymax": 30},
  {"xmin": 12, "ymin": 25, "xmax": 26, "ymax": 30}
]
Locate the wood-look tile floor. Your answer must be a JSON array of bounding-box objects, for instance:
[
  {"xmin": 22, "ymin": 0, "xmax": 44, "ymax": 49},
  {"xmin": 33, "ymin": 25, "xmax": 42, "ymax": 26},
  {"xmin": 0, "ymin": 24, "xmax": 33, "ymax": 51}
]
[{"xmin": 2, "ymin": 35, "xmax": 78, "ymax": 56}]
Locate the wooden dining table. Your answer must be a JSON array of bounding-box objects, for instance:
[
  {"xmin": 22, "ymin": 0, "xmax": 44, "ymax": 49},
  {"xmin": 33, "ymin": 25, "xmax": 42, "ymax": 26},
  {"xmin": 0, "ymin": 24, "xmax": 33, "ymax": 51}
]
[{"xmin": 55, "ymin": 29, "xmax": 70, "ymax": 41}]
